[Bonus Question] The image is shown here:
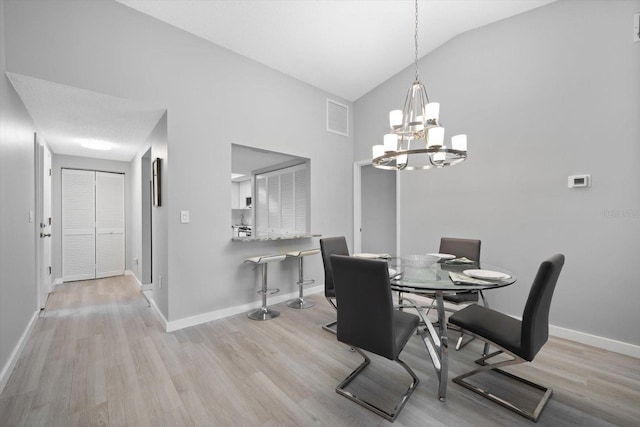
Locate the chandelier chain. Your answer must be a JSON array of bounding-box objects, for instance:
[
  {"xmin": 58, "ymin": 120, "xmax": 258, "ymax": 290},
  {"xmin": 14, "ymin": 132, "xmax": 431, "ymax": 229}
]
[{"xmin": 414, "ymin": 0, "xmax": 419, "ymax": 81}]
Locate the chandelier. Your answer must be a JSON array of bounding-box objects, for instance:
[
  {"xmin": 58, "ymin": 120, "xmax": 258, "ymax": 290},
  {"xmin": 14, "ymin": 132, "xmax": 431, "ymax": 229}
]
[{"xmin": 372, "ymin": 0, "xmax": 467, "ymax": 171}]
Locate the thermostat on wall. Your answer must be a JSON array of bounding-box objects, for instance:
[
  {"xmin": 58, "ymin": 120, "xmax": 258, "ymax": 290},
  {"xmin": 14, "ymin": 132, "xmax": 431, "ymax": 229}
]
[{"xmin": 568, "ymin": 174, "xmax": 591, "ymax": 188}]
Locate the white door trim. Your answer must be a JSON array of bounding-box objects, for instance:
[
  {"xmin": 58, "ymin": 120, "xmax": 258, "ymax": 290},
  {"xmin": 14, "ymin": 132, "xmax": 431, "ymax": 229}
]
[
  {"xmin": 34, "ymin": 135, "xmax": 43, "ymax": 308},
  {"xmin": 353, "ymin": 159, "xmax": 368, "ymax": 253}
]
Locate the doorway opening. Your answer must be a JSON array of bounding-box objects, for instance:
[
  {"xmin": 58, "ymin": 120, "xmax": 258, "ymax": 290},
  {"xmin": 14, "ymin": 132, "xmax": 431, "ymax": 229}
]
[
  {"xmin": 353, "ymin": 160, "xmax": 398, "ymax": 256},
  {"xmin": 140, "ymin": 148, "xmax": 153, "ymax": 289}
]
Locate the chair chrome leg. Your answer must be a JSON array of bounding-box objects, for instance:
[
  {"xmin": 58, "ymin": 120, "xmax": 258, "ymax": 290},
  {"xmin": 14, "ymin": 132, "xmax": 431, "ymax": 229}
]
[
  {"xmin": 335, "ymin": 348, "xmax": 419, "ymax": 422},
  {"xmin": 455, "ymin": 332, "xmax": 476, "ymax": 350},
  {"xmin": 322, "ymin": 297, "xmax": 338, "ymax": 334},
  {"xmin": 452, "ymin": 350, "xmax": 552, "ymax": 422}
]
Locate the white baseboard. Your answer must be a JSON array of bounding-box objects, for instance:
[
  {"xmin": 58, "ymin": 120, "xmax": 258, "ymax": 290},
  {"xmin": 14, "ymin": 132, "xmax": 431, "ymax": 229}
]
[
  {"xmin": 125, "ymin": 270, "xmax": 152, "ymax": 291},
  {"xmin": 549, "ymin": 325, "xmax": 640, "ymax": 359},
  {"xmin": 164, "ymin": 284, "xmax": 324, "ymax": 333},
  {"xmin": 149, "ymin": 296, "xmax": 169, "ymax": 331},
  {"xmin": 156, "ymin": 286, "xmax": 640, "ymax": 359},
  {"xmin": 124, "ymin": 269, "xmax": 139, "ymax": 283},
  {"xmin": 0, "ymin": 310, "xmax": 39, "ymax": 395},
  {"xmin": 394, "ymin": 293, "xmax": 640, "ymax": 359}
]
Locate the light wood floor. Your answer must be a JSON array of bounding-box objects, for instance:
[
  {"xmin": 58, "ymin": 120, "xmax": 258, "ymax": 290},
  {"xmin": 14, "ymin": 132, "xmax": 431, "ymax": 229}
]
[{"xmin": 1, "ymin": 275, "xmax": 638, "ymax": 426}]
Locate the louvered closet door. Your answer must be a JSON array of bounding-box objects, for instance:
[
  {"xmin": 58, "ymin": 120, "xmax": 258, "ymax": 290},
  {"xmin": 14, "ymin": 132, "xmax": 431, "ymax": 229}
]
[
  {"xmin": 95, "ymin": 172, "xmax": 125, "ymax": 278},
  {"xmin": 62, "ymin": 169, "xmax": 96, "ymax": 281}
]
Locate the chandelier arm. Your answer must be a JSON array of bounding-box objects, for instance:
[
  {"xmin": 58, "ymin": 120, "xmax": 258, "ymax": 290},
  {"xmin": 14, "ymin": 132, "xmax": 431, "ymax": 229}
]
[{"xmin": 372, "ymin": 147, "xmax": 467, "ymax": 170}]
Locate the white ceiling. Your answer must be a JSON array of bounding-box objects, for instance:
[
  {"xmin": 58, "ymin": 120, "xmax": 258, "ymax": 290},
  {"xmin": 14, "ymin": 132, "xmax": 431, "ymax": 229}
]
[
  {"xmin": 117, "ymin": 0, "xmax": 556, "ymax": 101},
  {"xmin": 9, "ymin": 1, "xmax": 556, "ymax": 163},
  {"xmin": 7, "ymin": 73, "xmax": 166, "ymax": 162}
]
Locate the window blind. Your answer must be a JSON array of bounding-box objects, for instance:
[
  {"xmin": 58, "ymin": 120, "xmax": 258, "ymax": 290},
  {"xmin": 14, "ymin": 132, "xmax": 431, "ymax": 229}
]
[{"xmin": 255, "ymin": 163, "xmax": 307, "ymax": 236}]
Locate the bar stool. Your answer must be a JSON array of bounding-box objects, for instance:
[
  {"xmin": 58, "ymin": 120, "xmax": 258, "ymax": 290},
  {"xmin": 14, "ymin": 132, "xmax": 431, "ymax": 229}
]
[
  {"xmin": 244, "ymin": 254, "xmax": 286, "ymax": 320},
  {"xmin": 286, "ymin": 248, "xmax": 320, "ymax": 309}
]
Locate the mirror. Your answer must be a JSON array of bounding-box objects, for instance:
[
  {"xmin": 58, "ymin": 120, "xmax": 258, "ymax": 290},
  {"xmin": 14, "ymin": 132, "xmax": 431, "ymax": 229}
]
[{"xmin": 231, "ymin": 144, "xmax": 310, "ymax": 239}]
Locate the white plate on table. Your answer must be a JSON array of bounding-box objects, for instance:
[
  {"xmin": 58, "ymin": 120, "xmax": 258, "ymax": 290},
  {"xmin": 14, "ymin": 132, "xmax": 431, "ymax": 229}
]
[
  {"xmin": 427, "ymin": 253, "xmax": 456, "ymax": 260},
  {"xmin": 354, "ymin": 253, "xmax": 380, "ymax": 259},
  {"xmin": 463, "ymin": 269, "xmax": 511, "ymax": 281},
  {"xmin": 388, "ymin": 268, "xmax": 398, "ymax": 277}
]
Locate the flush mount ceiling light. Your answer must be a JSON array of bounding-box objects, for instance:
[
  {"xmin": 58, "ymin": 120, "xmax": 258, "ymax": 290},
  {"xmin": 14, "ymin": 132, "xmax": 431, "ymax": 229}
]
[
  {"xmin": 372, "ymin": 0, "xmax": 467, "ymax": 171},
  {"xmin": 78, "ymin": 139, "xmax": 111, "ymax": 151}
]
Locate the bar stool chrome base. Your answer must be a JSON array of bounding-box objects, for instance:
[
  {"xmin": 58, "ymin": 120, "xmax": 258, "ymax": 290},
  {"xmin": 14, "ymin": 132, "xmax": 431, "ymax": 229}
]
[
  {"xmin": 248, "ymin": 306, "xmax": 280, "ymax": 321},
  {"xmin": 285, "ymin": 249, "xmax": 320, "ymax": 310},
  {"xmin": 244, "ymin": 254, "xmax": 286, "ymax": 321},
  {"xmin": 287, "ymin": 298, "xmax": 315, "ymax": 309}
]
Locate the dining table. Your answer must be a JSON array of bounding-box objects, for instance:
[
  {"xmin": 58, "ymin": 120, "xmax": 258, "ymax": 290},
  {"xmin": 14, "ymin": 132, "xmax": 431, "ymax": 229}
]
[{"xmin": 384, "ymin": 255, "xmax": 517, "ymax": 401}]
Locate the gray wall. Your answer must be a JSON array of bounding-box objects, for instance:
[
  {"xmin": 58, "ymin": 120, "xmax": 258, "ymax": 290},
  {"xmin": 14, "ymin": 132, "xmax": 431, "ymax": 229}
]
[
  {"xmin": 141, "ymin": 148, "xmax": 152, "ymax": 285},
  {"xmin": 355, "ymin": 0, "xmax": 640, "ymax": 345},
  {"xmin": 0, "ymin": 0, "xmax": 38, "ymax": 381},
  {"xmin": 3, "ymin": 0, "xmax": 353, "ymax": 322},
  {"xmin": 361, "ymin": 165, "xmax": 396, "ymax": 254},
  {"xmin": 51, "ymin": 155, "xmax": 133, "ymax": 281},
  {"xmin": 128, "ymin": 145, "xmax": 155, "ymax": 288},
  {"xmin": 138, "ymin": 114, "xmax": 169, "ymax": 318}
]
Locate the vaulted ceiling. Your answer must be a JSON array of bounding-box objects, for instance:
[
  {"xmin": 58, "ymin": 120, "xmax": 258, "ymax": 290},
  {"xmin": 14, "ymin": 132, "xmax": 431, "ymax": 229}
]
[{"xmin": 11, "ymin": 1, "xmax": 556, "ymax": 162}]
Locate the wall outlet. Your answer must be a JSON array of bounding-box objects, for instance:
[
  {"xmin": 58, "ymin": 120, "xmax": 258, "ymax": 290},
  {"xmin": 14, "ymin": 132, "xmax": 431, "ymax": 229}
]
[
  {"xmin": 635, "ymin": 13, "xmax": 640, "ymax": 43},
  {"xmin": 180, "ymin": 210, "xmax": 190, "ymax": 224}
]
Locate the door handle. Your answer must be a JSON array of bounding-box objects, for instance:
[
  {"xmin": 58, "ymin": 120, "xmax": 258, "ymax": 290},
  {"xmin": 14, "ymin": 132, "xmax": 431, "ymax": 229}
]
[{"xmin": 40, "ymin": 233, "xmax": 51, "ymax": 238}]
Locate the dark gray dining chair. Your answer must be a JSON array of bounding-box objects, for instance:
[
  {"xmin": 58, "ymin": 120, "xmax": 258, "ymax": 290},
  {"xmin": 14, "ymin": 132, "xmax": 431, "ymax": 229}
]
[
  {"xmin": 319, "ymin": 237, "xmax": 349, "ymax": 334},
  {"xmin": 330, "ymin": 254, "xmax": 420, "ymax": 421},
  {"xmin": 439, "ymin": 237, "xmax": 483, "ymax": 350},
  {"xmin": 448, "ymin": 254, "xmax": 565, "ymax": 422}
]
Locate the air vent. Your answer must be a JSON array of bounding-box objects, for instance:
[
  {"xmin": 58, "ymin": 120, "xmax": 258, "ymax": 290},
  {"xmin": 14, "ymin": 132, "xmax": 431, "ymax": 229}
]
[{"xmin": 326, "ymin": 99, "xmax": 349, "ymax": 137}]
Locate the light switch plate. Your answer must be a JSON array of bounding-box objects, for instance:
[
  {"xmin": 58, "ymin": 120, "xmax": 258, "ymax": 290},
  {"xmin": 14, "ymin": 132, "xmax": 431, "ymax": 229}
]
[{"xmin": 180, "ymin": 210, "xmax": 190, "ymax": 223}]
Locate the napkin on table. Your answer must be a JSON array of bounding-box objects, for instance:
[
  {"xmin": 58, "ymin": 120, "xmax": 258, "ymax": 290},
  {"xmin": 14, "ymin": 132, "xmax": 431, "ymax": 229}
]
[{"xmin": 449, "ymin": 272, "xmax": 496, "ymax": 286}]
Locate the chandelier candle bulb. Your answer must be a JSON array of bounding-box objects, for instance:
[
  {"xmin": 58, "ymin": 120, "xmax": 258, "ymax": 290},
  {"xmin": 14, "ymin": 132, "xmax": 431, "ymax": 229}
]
[
  {"xmin": 397, "ymin": 153, "xmax": 408, "ymax": 168},
  {"xmin": 432, "ymin": 151, "xmax": 446, "ymax": 163},
  {"xmin": 389, "ymin": 110, "xmax": 403, "ymax": 128},
  {"xmin": 452, "ymin": 134, "xmax": 467, "ymax": 151},
  {"xmin": 384, "ymin": 134, "xmax": 398, "ymax": 151},
  {"xmin": 427, "ymin": 126, "xmax": 445, "ymax": 148},
  {"xmin": 372, "ymin": 145, "xmax": 385, "ymax": 159},
  {"xmin": 425, "ymin": 102, "xmax": 440, "ymax": 121}
]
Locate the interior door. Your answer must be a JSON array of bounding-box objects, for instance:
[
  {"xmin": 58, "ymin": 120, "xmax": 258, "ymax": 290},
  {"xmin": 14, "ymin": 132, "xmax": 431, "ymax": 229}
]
[
  {"xmin": 35, "ymin": 137, "xmax": 53, "ymax": 308},
  {"xmin": 62, "ymin": 169, "xmax": 96, "ymax": 281},
  {"xmin": 40, "ymin": 145, "xmax": 52, "ymax": 305},
  {"xmin": 95, "ymin": 172, "xmax": 125, "ymax": 278}
]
